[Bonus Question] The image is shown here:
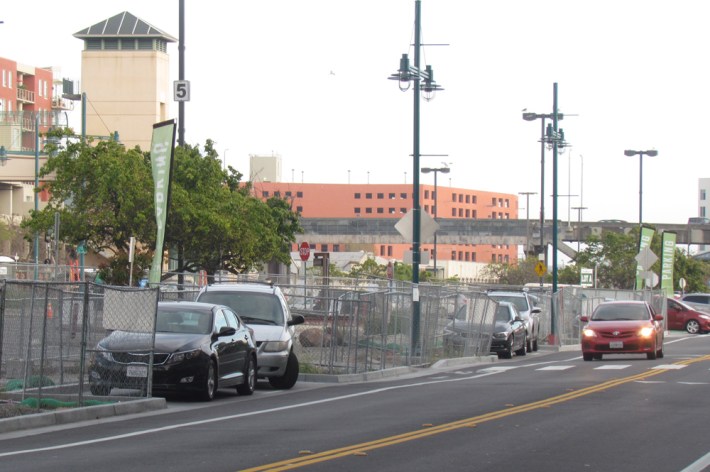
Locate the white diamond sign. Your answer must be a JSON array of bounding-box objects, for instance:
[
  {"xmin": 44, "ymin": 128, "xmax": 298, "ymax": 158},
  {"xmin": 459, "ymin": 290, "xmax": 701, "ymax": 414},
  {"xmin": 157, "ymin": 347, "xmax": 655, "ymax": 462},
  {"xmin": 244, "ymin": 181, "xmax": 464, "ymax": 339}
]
[
  {"xmin": 395, "ymin": 210, "xmax": 439, "ymax": 243},
  {"xmin": 635, "ymin": 246, "xmax": 658, "ymax": 270}
]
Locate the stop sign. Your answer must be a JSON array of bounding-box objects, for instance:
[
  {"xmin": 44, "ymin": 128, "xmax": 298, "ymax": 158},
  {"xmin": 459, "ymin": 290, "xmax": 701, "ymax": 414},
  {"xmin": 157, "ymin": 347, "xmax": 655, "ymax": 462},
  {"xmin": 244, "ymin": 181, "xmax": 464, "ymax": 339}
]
[{"xmin": 299, "ymin": 242, "xmax": 311, "ymax": 261}]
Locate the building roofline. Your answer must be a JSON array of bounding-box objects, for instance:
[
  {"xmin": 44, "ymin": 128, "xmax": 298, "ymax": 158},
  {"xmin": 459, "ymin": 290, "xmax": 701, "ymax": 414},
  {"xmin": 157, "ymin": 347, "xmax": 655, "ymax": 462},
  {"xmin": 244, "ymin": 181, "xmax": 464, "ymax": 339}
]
[{"xmin": 73, "ymin": 11, "xmax": 177, "ymax": 42}]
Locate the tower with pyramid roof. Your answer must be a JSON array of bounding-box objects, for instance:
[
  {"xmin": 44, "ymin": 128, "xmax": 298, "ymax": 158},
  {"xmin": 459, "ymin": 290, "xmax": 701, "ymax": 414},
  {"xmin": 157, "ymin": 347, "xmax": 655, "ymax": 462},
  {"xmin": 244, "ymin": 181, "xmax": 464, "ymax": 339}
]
[{"xmin": 74, "ymin": 12, "xmax": 176, "ymax": 150}]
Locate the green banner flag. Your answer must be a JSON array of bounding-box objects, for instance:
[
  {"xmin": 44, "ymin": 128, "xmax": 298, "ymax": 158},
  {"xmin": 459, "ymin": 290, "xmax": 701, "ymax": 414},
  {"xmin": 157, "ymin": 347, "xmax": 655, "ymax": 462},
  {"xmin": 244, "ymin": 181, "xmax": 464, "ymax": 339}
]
[
  {"xmin": 635, "ymin": 225, "xmax": 655, "ymax": 290},
  {"xmin": 149, "ymin": 120, "xmax": 176, "ymax": 285},
  {"xmin": 660, "ymin": 232, "xmax": 677, "ymax": 297}
]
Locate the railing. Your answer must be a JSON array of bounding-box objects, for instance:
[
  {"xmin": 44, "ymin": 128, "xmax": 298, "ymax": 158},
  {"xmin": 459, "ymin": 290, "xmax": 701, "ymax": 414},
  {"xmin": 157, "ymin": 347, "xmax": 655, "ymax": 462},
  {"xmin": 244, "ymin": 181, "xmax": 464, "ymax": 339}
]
[{"xmin": 16, "ymin": 88, "xmax": 35, "ymax": 103}]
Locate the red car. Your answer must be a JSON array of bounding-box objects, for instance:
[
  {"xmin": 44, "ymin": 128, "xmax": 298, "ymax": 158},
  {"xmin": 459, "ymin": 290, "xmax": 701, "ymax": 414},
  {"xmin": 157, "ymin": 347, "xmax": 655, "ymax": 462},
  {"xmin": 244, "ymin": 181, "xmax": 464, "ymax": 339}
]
[
  {"xmin": 667, "ymin": 298, "xmax": 710, "ymax": 334},
  {"xmin": 580, "ymin": 300, "xmax": 664, "ymax": 361}
]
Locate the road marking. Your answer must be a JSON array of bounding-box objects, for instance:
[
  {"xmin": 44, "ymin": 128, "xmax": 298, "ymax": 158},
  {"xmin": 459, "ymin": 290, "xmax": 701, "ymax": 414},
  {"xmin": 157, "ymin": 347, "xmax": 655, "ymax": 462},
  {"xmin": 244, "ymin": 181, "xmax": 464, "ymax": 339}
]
[
  {"xmin": 536, "ymin": 365, "xmax": 574, "ymax": 371},
  {"xmin": 477, "ymin": 366, "xmax": 519, "ymax": 373},
  {"xmin": 594, "ymin": 365, "xmax": 631, "ymax": 370},
  {"xmin": 682, "ymin": 450, "xmax": 710, "ymax": 472},
  {"xmin": 241, "ymin": 354, "xmax": 710, "ymax": 471},
  {"xmin": 678, "ymin": 382, "xmax": 709, "ymax": 385},
  {"xmin": 652, "ymin": 364, "xmax": 686, "ymax": 370}
]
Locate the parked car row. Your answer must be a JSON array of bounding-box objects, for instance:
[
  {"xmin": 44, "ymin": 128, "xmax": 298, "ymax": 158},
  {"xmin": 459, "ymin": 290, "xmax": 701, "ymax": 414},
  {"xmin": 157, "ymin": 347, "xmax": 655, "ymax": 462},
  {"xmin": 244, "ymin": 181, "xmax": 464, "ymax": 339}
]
[{"xmin": 89, "ymin": 281, "xmax": 305, "ymax": 401}]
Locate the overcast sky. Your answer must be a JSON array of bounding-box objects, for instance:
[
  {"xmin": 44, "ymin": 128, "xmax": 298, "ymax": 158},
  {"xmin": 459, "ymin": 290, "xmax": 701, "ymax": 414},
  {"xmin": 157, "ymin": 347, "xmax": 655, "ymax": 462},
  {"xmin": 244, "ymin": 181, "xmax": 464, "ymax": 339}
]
[{"xmin": 2, "ymin": 0, "xmax": 706, "ymax": 224}]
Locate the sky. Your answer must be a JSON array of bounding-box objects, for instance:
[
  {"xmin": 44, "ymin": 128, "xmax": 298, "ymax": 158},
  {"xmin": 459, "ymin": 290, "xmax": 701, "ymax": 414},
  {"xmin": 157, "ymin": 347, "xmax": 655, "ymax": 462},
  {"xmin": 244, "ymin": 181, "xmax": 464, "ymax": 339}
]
[{"xmin": 1, "ymin": 0, "xmax": 707, "ymax": 225}]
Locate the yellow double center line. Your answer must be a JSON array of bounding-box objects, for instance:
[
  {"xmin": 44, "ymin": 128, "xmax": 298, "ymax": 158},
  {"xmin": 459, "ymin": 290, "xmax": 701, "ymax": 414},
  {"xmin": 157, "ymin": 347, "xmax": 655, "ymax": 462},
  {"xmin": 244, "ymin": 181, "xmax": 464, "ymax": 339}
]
[{"xmin": 241, "ymin": 355, "xmax": 710, "ymax": 472}]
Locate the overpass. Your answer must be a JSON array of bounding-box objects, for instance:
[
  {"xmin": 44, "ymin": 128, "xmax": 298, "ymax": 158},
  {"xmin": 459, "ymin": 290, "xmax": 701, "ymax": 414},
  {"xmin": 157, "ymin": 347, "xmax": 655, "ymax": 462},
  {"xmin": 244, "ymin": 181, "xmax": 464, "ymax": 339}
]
[{"xmin": 300, "ymin": 218, "xmax": 710, "ymax": 257}]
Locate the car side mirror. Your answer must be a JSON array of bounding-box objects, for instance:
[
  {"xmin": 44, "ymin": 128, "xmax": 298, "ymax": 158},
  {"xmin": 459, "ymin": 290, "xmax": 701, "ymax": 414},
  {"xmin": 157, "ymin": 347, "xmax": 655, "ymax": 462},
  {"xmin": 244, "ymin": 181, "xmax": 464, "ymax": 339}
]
[
  {"xmin": 531, "ymin": 307, "xmax": 542, "ymax": 314},
  {"xmin": 288, "ymin": 314, "xmax": 305, "ymax": 326},
  {"xmin": 580, "ymin": 315, "xmax": 589, "ymax": 322},
  {"xmin": 514, "ymin": 317, "xmax": 524, "ymax": 323},
  {"xmin": 654, "ymin": 314, "xmax": 664, "ymax": 321},
  {"xmin": 215, "ymin": 326, "xmax": 236, "ymax": 338}
]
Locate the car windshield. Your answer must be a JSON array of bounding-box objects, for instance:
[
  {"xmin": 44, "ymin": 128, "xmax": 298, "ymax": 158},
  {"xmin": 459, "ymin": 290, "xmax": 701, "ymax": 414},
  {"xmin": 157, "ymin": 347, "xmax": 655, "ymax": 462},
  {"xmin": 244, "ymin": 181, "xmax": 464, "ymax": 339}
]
[
  {"xmin": 491, "ymin": 295, "xmax": 529, "ymax": 313},
  {"xmin": 592, "ymin": 304, "xmax": 650, "ymax": 321},
  {"xmin": 156, "ymin": 308, "xmax": 212, "ymax": 334},
  {"xmin": 198, "ymin": 292, "xmax": 283, "ymax": 325},
  {"xmin": 494, "ymin": 305, "xmax": 512, "ymax": 323}
]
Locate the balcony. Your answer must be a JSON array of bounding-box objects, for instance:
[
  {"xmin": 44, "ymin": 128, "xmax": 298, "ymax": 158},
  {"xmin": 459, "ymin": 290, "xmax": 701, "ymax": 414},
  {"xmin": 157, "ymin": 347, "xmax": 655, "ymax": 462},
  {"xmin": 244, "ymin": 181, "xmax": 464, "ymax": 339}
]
[
  {"xmin": 16, "ymin": 88, "xmax": 35, "ymax": 104},
  {"xmin": 52, "ymin": 96, "xmax": 72, "ymax": 111}
]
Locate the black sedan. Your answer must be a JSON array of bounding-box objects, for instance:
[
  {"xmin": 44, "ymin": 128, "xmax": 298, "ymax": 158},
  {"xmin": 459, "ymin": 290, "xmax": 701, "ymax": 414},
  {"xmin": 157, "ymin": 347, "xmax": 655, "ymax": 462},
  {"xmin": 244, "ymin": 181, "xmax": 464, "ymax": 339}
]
[
  {"xmin": 490, "ymin": 302, "xmax": 527, "ymax": 359},
  {"xmin": 89, "ymin": 301, "xmax": 257, "ymax": 401}
]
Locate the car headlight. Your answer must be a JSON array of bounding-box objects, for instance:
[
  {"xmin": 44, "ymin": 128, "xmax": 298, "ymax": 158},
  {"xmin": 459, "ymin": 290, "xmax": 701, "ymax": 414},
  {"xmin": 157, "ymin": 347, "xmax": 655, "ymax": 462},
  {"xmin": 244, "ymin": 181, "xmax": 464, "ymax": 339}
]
[
  {"xmin": 168, "ymin": 349, "xmax": 202, "ymax": 363},
  {"xmin": 582, "ymin": 328, "xmax": 596, "ymax": 338},
  {"xmin": 261, "ymin": 341, "xmax": 289, "ymax": 352},
  {"xmin": 492, "ymin": 332, "xmax": 508, "ymax": 340},
  {"xmin": 638, "ymin": 326, "xmax": 654, "ymax": 337}
]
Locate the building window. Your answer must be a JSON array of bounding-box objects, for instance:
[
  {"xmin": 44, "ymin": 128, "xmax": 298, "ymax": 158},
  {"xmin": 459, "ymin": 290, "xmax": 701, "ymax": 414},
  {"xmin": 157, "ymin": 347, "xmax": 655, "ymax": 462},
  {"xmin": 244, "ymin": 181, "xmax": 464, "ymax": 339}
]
[
  {"xmin": 424, "ymin": 205, "xmax": 429, "ymax": 213},
  {"xmin": 465, "ymin": 209, "xmax": 470, "ymax": 218},
  {"xmin": 366, "ymin": 208, "xmax": 373, "ymax": 214},
  {"xmin": 44, "ymin": 80, "xmax": 47, "ymax": 98},
  {"xmin": 354, "ymin": 193, "xmax": 361, "ymax": 199},
  {"xmin": 389, "ymin": 208, "xmax": 396, "ymax": 214},
  {"xmin": 333, "ymin": 244, "xmax": 340, "ymax": 252},
  {"xmin": 262, "ymin": 191, "xmax": 269, "ymax": 197},
  {"xmin": 451, "ymin": 208, "xmax": 456, "ymax": 217},
  {"xmin": 465, "ymin": 252, "xmax": 470, "ymax": 261},
  {"xmin": 472, "ymin": 210, "xmax": 477, "ymax": 218},
  {"xmin": 424, "ymin": 190, "xmax": 430, "ymax": 199},
  {"xmin": 492, "ymin": 197, "xmax": 497, "ymax": 206},
  {"xmin": 400, "ymin": 208, "xmax": 407, "ymax": 213},
  {"xmin": 458, "ymin": 194, "xmax": 463, "ymax": 203},
  {"xmin": 377, "ymin": 193, "xmax": 384, "ymax": 199},
  {"xmin": 465, "ymin": 195, "xmax": 470, "ymax": 204},
  {"xmin": 452, "ymin": 192, "xmax": 457, "ymax": 201},
  {"xmin": 400, "ymin": 192, "xmax": 407, "ymax": 199},
  {"xmin": 472, "ymin": 252, "xmax": 477, "ymax": 262},
  {"xmin": 297, "ymin": 191, "xmax": 303, "ymax": 198},
  {"xmin": 380, "ymin": 245, "xmax": 386, "ymax": 256},
  {"xmin": 366, "ymin": 193, "xmax": 373, "ymax": 199},
  {"xmin": 354, "ymin": 207, "xmax": 361, "ymax": 214},
  {"xmin": 701, "ymin": 189, "xmax": 707, "ymax": 201},
  {"xmin": 458, "ymin": 251, "xmax": 463, "ymax": 260},
  {"xmin": 491, "ymin": 254, "xmax": 496, "ymax": 262},
  {"xmin": 389, "ymin": 193, "xmax": 396, "ymax": 199},
  {"xmin": 274, "ymin": 191, "xmax": 281, "ymax": 197},
  {"xmin": 377, "ymin": 208, "xmax": 384, "ymax": 214},
  {"xmin": 451, "ymin": 250, "xmax": 457, "ymax": 260},
  {"xmin": 296, "ymin": 206, "xmax": 303, "ymax": 213},
  {"xmin": 285, "ymin": 191, "xmax": 292, "ymax": 197},
  {"xmin": 701, "ymin": 207, "xmax": 707, "ymax": 217},
  {"xmin": 472, "ymin": 195, "xmax": 477, "ymax": 204},
  {"xmin": 1, "ymin": 70, "xmax": 5, "ymax": 87},
  {"xmin": 505, "ymin": 199, "xmax": 510, "ymax": 208},
  {"xmin": 320, "ymin": 244, "xmax": 328, "ymax": 252}
]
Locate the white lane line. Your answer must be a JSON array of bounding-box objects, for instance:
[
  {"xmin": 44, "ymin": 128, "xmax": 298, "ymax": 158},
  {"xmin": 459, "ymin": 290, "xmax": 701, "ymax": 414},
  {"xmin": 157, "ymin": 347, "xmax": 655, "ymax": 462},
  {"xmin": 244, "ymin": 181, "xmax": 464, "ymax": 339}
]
[
  {"xmin": 652, "ymin": 364, "xmax": 686, "ymax": 370},
  {"xmin": 594, "ymin": 365, "xmax": 631, "ymax": 370},
  {"xmin": 0, "ymin": 370, "xmax": 505, "ymax": 458},
  {"xmin": 681, "ymin": 450, "xmax": 710, "ymax": 472},
  {"xmin": 477, "ymin": 366, "xmax": 520, "ymax": 373},
  {"xmin": 678, "ymin": 382, "xmax": 709, "ymax": 385},
  {"xmin": 536, "ymin": 365, "xmax": 574, "ymax": 371}
]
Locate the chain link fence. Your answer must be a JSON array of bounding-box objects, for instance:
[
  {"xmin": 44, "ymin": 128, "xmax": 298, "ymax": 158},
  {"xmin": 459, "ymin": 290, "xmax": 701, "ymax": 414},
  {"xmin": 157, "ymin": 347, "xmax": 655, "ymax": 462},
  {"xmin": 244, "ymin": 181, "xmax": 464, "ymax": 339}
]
[{"xmin": 0, "ymin": 280, "xmax": 159, "ymax": 411}]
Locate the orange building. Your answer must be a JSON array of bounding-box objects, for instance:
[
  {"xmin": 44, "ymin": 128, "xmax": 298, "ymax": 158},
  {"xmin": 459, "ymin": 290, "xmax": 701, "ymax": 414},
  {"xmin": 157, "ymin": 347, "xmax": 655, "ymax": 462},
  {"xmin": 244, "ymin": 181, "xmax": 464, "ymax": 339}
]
[{"xmin": 251, "ymin": 181, "xmax": 519, "ymax": 267}]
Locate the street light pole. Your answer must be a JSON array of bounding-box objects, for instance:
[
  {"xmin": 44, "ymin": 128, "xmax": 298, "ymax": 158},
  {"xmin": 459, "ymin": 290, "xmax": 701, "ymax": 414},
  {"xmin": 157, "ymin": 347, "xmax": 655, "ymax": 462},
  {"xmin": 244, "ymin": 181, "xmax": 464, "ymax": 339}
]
[
  {"xmin": 571, "ymin": 206, "xmax": 588, "ymax": 253},
  {"xmin": 522, "ymin": 111, "xmax": 564, "ymax": 266},
  {"xmin": 623, "ymin": 149, "xmax": 658, "ymax": 225},
  {"xmin": 389, "ymin": 0, "xmax": 443, "ymax": 356},
  {"xmin": 518, "ymin": 191, "xmax": 537, "ymax": 257},
  {"xmin": 422, "ymin": 165, "xmax": 450, "ymax": 278}
]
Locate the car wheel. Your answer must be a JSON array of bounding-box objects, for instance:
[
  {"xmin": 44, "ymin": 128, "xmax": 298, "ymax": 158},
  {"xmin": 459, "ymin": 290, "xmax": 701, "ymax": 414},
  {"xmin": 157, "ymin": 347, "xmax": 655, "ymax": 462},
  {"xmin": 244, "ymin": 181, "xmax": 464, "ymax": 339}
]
[
  {"xmin": 583, "ymin": 353, "xmax": 593, "ymax": 361},
  {"xmin": 90, "ymin": 384, "xmax": 111, "ymax": 396},
  {"xmin": 199, "ymin": 360, "xmax": 217, "ymax": 401},
  {"xmin": 532, "ymin": 334, "xmax": 539, "ymax": 352},
  {"xmin": 236, "ymin": 355, "xmax": 256, "ymax": 396},
  {"xmin": 656, "ymin": 346, "xmax": 664, "ymax": 359},
  {"xmin": 647, "ymin": 350, "xmax": 657, "ymax": 360},
  {"xmin": 526, "ymin": 333, "xmax": 532, "ymax": 353},
  {"xmin": 685, "ymin": 320, "xmax": 701, "ymax": 334},
  {"xmin": 516, "ymin": 334, "xmax": 527, "ymax": 356},
  {"xmin": 268, "ymin": 351, "xmax": 299, "ymax": 389}
]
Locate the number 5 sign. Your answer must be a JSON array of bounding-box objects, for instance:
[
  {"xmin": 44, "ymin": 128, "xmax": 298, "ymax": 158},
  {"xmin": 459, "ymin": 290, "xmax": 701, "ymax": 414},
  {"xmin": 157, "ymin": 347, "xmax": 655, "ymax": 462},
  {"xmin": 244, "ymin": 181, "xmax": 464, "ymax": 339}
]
[{"xmin": 173, "ymin": 80, "xmax": 190, "ymax": 101}]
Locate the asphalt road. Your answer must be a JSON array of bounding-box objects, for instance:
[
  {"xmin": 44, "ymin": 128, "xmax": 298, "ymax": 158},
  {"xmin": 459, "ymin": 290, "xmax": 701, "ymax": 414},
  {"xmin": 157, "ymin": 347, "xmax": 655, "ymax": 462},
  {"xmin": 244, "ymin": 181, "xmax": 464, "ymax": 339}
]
[{"xmin": 1, "ymin": 333, "xmax": 710, "ymax": 472}]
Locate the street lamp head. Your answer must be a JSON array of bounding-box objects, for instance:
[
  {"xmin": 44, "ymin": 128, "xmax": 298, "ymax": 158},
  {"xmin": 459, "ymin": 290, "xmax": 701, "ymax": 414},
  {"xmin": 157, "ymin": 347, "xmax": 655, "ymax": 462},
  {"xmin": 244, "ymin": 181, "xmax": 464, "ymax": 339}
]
[
  {"xmin": 624, "ymin": 150, "xmax": 638, "ymax": 157},
  {"xmin": 646, "ymin": 150, "xmax": 658, "ymax": 157},
  {"xmin": 421, "ymin": 167, "xmax": 433, "ymax": 173},
  {"xmin": 522, "ymin": 112, "xmax": 540, "ymax": 121},
  {"xmin": 388, "ymin": 54, "xmax": 412, "ymax": 92},
  {"xmin": 440, "ymin": 167, "xmax": 450, "ymax": 174}
]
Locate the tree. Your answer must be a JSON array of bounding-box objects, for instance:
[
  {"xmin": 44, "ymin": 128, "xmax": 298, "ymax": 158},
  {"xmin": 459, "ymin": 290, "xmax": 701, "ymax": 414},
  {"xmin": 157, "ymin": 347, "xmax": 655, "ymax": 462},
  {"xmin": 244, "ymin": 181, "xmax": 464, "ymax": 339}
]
[
  {"xmin": 23, "ymin": 134, "xmax": 302, "ymax": 283},
  {"xmin": 482, "ymin": 257, "xmax": 545, "ymax": 285}
]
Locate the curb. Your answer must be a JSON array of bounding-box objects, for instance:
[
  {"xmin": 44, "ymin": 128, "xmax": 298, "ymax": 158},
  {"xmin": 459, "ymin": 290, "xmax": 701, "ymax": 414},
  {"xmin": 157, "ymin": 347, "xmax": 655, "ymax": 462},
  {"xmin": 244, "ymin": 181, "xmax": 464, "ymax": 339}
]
[{"xmin": 0, "ymin": 397, "xmax": 167, "ymax": 434}]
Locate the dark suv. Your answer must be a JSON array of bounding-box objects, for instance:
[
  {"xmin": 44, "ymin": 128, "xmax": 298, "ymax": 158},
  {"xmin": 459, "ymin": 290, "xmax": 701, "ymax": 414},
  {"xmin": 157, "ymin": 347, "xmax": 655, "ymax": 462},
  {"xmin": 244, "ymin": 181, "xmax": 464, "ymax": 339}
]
[{"xmin": 196, "ymin": 282, "xmax": 304, "ymax": 389}]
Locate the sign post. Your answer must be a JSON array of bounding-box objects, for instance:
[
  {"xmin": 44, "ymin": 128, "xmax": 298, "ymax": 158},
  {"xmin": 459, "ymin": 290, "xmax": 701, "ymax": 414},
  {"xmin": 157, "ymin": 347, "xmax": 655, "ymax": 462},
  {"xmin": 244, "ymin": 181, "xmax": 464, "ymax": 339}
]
[{"xmin": 300, "ymin": 242, "xmax": 310, "ymax": 310}]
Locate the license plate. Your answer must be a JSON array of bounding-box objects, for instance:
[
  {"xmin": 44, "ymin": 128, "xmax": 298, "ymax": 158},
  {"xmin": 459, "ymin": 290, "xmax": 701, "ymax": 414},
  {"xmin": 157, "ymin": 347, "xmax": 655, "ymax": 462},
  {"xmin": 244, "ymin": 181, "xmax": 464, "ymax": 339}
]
[
  {"xmin": 126, "ymin": 364, "xmax": 148, "ymax": 378},
  {"xmin": 609, "ymin": 341, "xmax": 624, "ymax": 349}
]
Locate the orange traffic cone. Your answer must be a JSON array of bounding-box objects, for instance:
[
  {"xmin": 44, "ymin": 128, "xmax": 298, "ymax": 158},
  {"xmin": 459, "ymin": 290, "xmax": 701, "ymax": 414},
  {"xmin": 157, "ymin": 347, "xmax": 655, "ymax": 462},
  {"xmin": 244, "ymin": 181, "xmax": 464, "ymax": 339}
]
[{"xmin": 47, "ymin": 303, "xmax": 53, "ymax": 319}]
